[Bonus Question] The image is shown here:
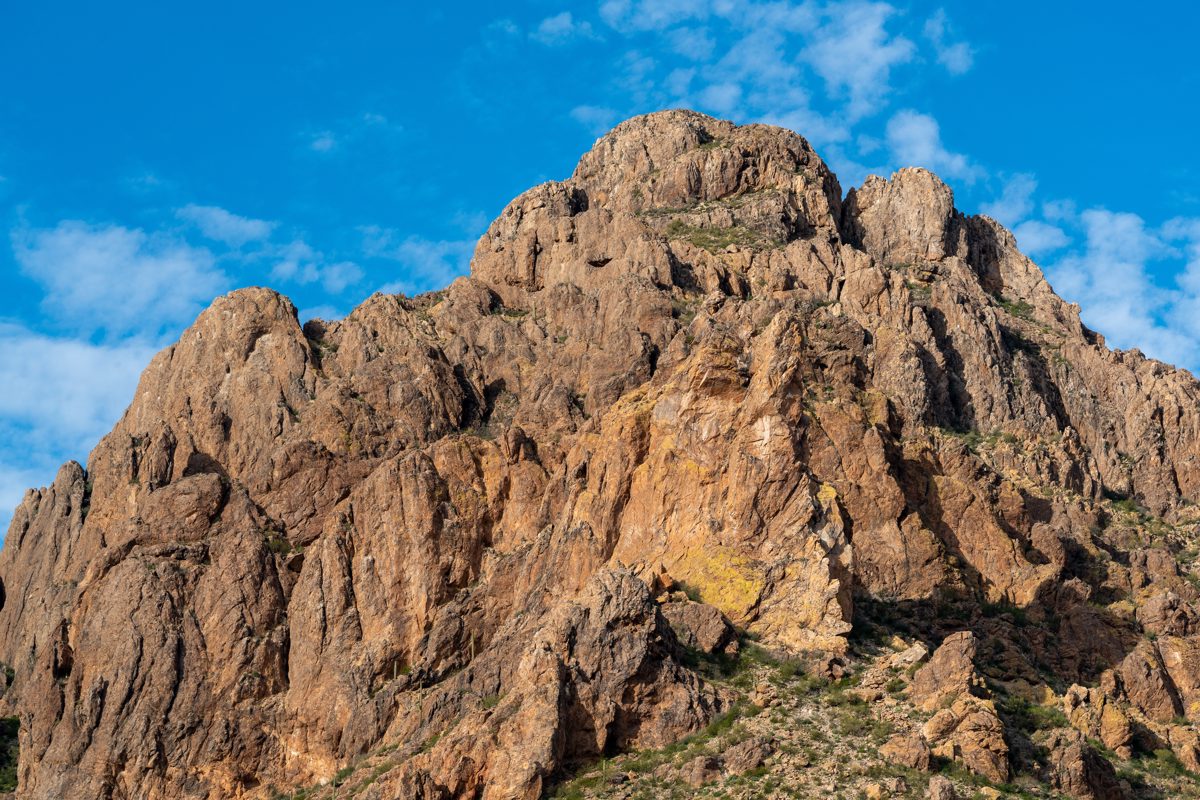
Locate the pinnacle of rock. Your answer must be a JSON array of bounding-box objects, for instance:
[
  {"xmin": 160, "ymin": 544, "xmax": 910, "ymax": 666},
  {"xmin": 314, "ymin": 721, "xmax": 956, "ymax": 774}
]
[{"xmin": 2, "ymin": 110, "xmax": 1200, "ymax": 799}]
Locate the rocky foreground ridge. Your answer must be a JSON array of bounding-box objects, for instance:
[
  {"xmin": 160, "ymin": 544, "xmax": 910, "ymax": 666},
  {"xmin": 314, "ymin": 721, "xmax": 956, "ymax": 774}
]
[{"xmin": 3, "ymin": 110, "xmax": 1200, "ymax": 799}]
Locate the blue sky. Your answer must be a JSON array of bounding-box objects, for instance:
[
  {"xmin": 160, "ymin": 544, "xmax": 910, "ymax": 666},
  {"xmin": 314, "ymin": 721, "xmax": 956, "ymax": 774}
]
[{"xmin": 2, "ymin": 1, "xmax": 1200, "ymax": 530}]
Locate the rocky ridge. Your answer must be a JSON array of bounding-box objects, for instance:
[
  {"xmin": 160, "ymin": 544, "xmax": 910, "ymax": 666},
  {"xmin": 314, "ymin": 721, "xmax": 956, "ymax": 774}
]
[{"xmin": 2, "ymin": 110, "xmax": 1200, "ymax": 799}]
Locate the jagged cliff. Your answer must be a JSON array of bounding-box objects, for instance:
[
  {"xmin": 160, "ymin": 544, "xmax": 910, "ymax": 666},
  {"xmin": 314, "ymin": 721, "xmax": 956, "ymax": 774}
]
[{"xmin": 3, "ymin": 110, "xmax": 1200, "ymax": 799}]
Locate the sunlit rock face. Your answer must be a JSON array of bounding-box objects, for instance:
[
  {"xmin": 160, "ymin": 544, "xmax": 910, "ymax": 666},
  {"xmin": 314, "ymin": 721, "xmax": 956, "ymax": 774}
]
[{"xmin": 2, "ymin": 109, "xmax": 1200, "ymax": 799}]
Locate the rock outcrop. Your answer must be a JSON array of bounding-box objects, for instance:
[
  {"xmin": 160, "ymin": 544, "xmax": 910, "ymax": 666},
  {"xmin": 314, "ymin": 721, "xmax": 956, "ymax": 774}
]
[{"xmin": 2, "ymin": 109, "xmax": 1200, "ymax": 798}]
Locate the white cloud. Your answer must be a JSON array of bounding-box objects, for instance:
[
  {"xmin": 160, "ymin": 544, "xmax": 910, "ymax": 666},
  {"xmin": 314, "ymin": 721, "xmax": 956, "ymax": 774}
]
[
  {"xmin": 268, "ymin": 239, "xmax": 363, "ymax": 294},
  {"xmin": 1042, "ymin": 199, "xmax": 1077, "ymax": 222},
  {"xmin": 362, "ymin": 227, "xmax": 475, "ymax": 294},
  {"xmin": 0, "ymin": 324, "xmax": 156, "ymax": 533},
  {"xmin": 1013, "ymin": 220, "xmax": 1070, "ymax": 256},
  {"xmin": 666, "ymin": 26, "xmax": 715, "ymax": 60},
  {"xmin": 304, "ymin": 113, "xmax": 403, "ymax": 156},
  {"xmin": 698, "ymin": 81, "xmax": 741, "ymax": 113},
  {"xmin": 801, "ymin": 2, "xmax": 916, "ymax": 122},
  {"xmin": 600, "ymin": 0, "xmax": 710, "ymax": 32},
  {"xmin": 587, "ymin": 0, "xmax": 923, "ymax": 152},
  {"xmin": 570, "ymin": 105, "xmax": 621, "ymax": 135},
  {"xmin": 693, "ymin": 25, "xmax": 848, "ymax": 148},
  {"xmin": 532, "ymin": 12, "xmax": 599, "ymax": 45},
  {"xmin": 321, "ymin": 261, "xmax": 364, "ymax": 294},
  {"xmin": 12, "ymin": 221, "xmax": 228, "ymax": 340},
  {"xmin": 1163, "ymin": 217, "xmax": 1200, "ymax": 340},
  {"xmin": 485, "ymin": 18, "xmax": 521, "ymax": 39},
  {"xmin": 177, "ymin": 204, "xmax": 276, "ymax": 247},
  {"xmin": 923, "ymin": 8, "xmax": 974, "ymax": 75},
  {"xmin": 0, "ymin": 323, "xmax": 155, "ymax": 454},
  {"xmin": 0, "ymin": 462, "xmax": 46, "ymax": 537},
  {"xmin": 1047, "ymin": 209, "xmax": 1196, "ymax": 367},
  {"xmin": 981, "ymin": 173, "xmax": 1037, "ymax": 226},
  {"xmin": 2, "ymin": 204, "xmax": 366, "ymax": 535},
  {"xmin": 886, "ymin": 109, "xmax": 980, "ymax": 183},
  {"xmin": 297, "ymin": 304, "xmax": 346, "ymax": 323},
  {"xmin": 309, "ymin": 132, "xmax": 337, "ymax": 152},
  {"xmin": 270, "ymin": 240, "xmax": 321, "ymax": 284}
]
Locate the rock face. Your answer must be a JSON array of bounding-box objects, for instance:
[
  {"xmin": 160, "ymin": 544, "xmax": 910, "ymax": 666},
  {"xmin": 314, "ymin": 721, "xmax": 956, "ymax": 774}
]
[
  {"xmin": 1042, "ymin": 730, "xmax": 1127, "ymax": 800},
  {"xmin": 2, "ymin": 109, "xmax": 1200, "ymax": 798},
  {"xmin": 910, "ymin": 631, "xmax": 985, "ymax": 711},
  {"xmin": 923, "ymin": 695, "xmax": 1010, "ymax": 783}
]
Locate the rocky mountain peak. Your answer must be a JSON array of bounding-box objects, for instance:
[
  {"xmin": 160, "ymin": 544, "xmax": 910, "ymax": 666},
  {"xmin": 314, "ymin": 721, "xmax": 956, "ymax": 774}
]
[{"xmin": 2, "ymin": 111, "xmax": 1200, "ymax": 799}]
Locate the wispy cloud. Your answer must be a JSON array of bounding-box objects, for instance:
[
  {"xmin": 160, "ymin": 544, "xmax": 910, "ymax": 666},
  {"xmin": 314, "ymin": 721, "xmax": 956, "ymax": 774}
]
[
  {"xmin": 177, "ymin": 204, "xmax": 276, "ymax": 247},
  {"xmin": 550, "ymin": 0, "xmax": 973, "ymax": 185},
  {"xmin": 309, "ymin": 132, "xmax": 338, "ymax": 153},
  {"xmin": 0, "ymin": 323, "xmax": 156, "ymax": 454},
  {"xmin": 1012, "ymin": 219, "xmax": 1070, "ymax": 256},
  {"xmin": 532, "ymin": 12, "xmax": 600, "ymax": 45},
  {"xmin": 599, "ymin": 0, "xmax": 710, "ymax": 33},
  {"xmin": 1045, "ymin": 209, "xmax": 1199, "ymax": 368},
  {"xmin": 885, "ymin": 109, "xmax": 980, "ymax": 183},
  {"xmin": 303, "ymin": 112, "xmax": 403, "ymax": 156},
  {"xmin": 12, "ymin": 221, "xmax": 228, "ymax": 340},
  {"xmin": 981, "ymin": 173, "xmax": 1037, "ymax": 226},
  {"xmin": 974, "ymin": 171, "xmax": 1200, "ymax": 371},
  {"xmin": 268, "ymin": 239, "xmax": 365, "ymax": 295},
  {"xmin": 571, "ymin": 104, "xmax": 621, "ymax": 135},
  {"xmin": 800, "ymin": 2, "xmax": 916, "ymax": 122},
  {"xmin": 362, "ymin": 226, "xmax": 475, "ymax": 294},
  {"xmin": 923, "ymin": 8, "xmax": 974, "ymax": 75},
  {"xmin": 3, "ymin": 200, "xmax": 373, "ymax": 533},
  {"xmin": 0, "ymin": 324, "xmax": 157, "ymax": 532}
]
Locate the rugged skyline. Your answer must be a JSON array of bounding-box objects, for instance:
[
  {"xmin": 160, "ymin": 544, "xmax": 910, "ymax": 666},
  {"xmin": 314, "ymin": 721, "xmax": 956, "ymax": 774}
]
[
  {"xmin": 4, "ymin": 2, "xmax": 1200, "ymax": 531},
  {"xmin": 3, "ymin": 109, "xmax": 1200, "ymax": 799}
]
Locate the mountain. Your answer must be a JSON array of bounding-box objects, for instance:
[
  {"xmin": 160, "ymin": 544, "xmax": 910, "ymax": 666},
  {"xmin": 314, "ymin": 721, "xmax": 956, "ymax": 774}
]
[{"xmin": 3, "ymin": 110, "xmax": 1200, "ymax": 800}]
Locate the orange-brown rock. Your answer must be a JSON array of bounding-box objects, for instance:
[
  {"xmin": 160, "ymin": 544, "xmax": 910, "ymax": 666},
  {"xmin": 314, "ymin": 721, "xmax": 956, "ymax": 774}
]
[
  {"xmin": 2, "ymin": 109, "xmax": 1200, "ymax": 797},
  {"xmin": 1063, "ymin": 684, "xmax": 1135, "ymax": 759},
  {"xmin": 660, "ymin": 598, "xmax": 737, "ymax": 655},
  {"xmin": 923, "ymin": 696, "xmax": 1010, "ymax": 783},
  {"xmin": 1041, "ymin": 729, "xmax": 1127, "ymax": 800},
  {"xmin": 880, "ymin": 732, "xmax": 932, "ymax": 771},
  {"xmin": 927, "ymin": 775, "xmax": 959, "ymax": 800},
  {"xmin": 910, "ymin": 632, "xmax": 986, "ymax": 712},
  {"xmin": 363, "ymin": 568, "xmax": 728, "ymax": 799}
]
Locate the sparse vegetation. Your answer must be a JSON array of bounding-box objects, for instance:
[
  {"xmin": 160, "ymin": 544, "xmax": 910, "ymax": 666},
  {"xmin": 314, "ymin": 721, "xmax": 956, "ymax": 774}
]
[
  {"xmin": 0, "ymin": 716, "xmax": 16, "ymax": 792},
  {"xmin": 664, "ymin": 220, "xmax": 781, "ymax": 252},
  {"xmin": 262, "ymin": 529, "xmax": 302, "ymax": 556},
  {"xmin": 999, "ymin": 297, "xmax": 1035, "ymax": 321},
  {"xmin": 995, "ymin": 693, "xmax": 1068, "ymax": 734},
  {"xmin": 906, "ymin": 280, "xmax": 933, "ymax": 306}
]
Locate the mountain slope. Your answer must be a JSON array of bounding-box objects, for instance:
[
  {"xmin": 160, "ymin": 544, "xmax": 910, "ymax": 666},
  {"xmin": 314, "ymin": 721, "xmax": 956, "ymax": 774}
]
[{"xmin": 3, "ymin": 110, "xmax": 1200, "ymax": 799}]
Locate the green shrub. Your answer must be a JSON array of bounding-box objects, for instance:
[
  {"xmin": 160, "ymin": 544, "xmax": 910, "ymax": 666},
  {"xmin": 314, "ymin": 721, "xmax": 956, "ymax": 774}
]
[
  {"xmin": 999, "ymin": 298, "xmax": 1035, "ymax": 320},
  {"xmin": 997, "ymin": 693, "xmax": 1068, "ymax": 733},
  {"xmin": 0, "ymin": 715, "xmax": 16, "ymax": 792},
  {"xmin": 331, "ymin": 764, "xmax": 355, "ymax": 787}
]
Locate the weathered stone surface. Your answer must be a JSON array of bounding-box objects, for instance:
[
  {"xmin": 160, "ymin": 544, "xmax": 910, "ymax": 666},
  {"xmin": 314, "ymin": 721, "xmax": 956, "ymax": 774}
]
[
  {"xmin": 1169, "ymin": 725, "xmax": 1200, "ymax": 772},
  {"xmin": 923, "ymin": 696, "xmax": 1009, "ymax": 783},
  {"xmin": 661, "ymin": 599, "xmax": 737, "ymax": 655},
  {"xmin": 1063, "ymin": 684, "xmax": 1135, "ymax": 759},
  {"xmin": 722, "ymin": 736, "xmax": 774, "ymax": 774},
  {"xmin": 1042, "ymin": 729, "xmax": 1127, "ymax": 800},
  {"xmin": 910, "ymin": 632, "xmax": 985, "ymax": 712},
  {"xmin": 927, "ymin": 775, "xmax": 959, "ymax": 800},
  {"xmin": 679, "ymin": 754, "xmax": 723, "ymax": 788},
  {"xmin": 2, "ymin": 109, "xmax": 1200, "ymax": 798},
  {"xmin": 363, "ymin": 568, "xmax": 727, "ymax": 800},
  {"xmin": 880, "ymin": 732, "xmax": 932, "ymax": 771},
  {"xmin": 1113, "ymin": 640, "xmax": 1184, "ymax": 723}
]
